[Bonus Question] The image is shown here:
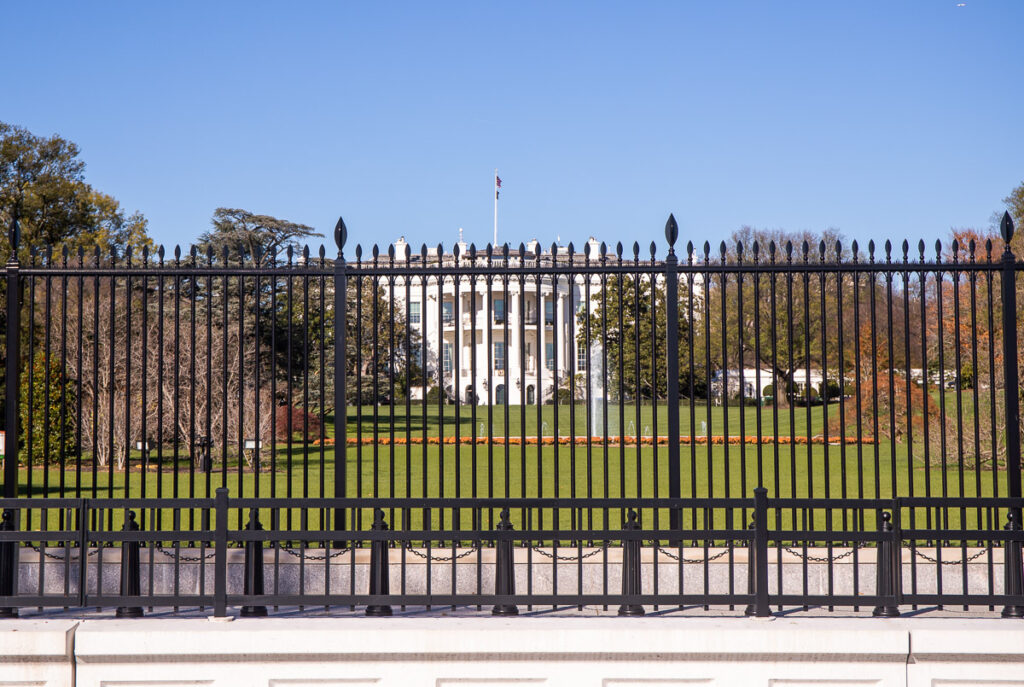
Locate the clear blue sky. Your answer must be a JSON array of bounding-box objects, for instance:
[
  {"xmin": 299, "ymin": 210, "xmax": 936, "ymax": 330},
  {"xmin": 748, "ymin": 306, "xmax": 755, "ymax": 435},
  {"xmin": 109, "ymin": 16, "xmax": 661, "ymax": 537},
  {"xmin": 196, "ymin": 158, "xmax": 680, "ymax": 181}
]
[{"xmin": 5, "ymin": 1, "xmax": 1022, "ymax": 256}]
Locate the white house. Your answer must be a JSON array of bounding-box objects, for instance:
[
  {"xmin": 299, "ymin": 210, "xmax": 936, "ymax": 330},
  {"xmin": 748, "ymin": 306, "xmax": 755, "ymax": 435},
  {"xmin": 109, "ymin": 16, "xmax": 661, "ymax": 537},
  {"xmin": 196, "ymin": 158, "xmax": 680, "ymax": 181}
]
[
  {"xmin": 382, "ymin": 237, "xmax": 603, "ymax": 405},
  {"xmin": 379, "ymin": 236, "xmax": 707, "ymax": 405}
]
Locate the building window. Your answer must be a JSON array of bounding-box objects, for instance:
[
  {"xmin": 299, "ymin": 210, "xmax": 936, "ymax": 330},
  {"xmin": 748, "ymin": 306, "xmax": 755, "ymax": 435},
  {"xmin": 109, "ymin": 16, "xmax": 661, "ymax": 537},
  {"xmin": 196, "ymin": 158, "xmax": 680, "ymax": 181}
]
[
  {"xmin": 494, "ymin": 341, "xmax": 505, "ymax": 371},
  {"xmin": 494, "ymin": 298, "xmax": 505, "ymax": 324},
  {"xmin": 577, "ymin": 340, "xmax": 587, "ymax": 372},
  {"xmin": 545, "ymin": 342, "xmax": 555, "ymax": 371},
  {"xmin": 409, "ymin": 301, "xmax": 421, "ymax": 324},
  {"xmin": 443, "ymin": 342, "xmax": 453, "ymax": 375},
  {"xmin": 545, "ymin": 300, "xmax": 555, "ymax": 325},
  {"xmin": 442, "ymin": 301, "xmax": 454, "ymax": 325},
  {"xmin": 412, "ymin": 346, "xmax": 423, "ymax": 368}
]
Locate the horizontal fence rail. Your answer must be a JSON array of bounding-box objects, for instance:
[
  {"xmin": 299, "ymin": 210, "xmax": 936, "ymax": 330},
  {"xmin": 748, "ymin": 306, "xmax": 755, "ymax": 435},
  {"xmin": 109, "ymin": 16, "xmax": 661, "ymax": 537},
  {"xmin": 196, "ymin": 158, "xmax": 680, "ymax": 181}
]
[{"xmin": 0, "ymin": 212, "xmax": 1022, "ymax": 616}]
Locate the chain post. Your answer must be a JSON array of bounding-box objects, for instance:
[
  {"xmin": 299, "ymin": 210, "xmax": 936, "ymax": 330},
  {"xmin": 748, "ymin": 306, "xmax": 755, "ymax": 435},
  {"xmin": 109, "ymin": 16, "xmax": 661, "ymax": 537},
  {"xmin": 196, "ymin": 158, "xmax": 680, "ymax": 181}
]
[
  {"xmin": 745, "ymin": 487, "xmax": 771, "ymax": 617},
  {"xmin": 0, "ymin": 507, "xmax": 16, "ymax": 617},
  {"xmin": 872, "ymin": 510, "xmax": 901, "ymax": 617},
  {"xmin": 116, "ymin": 510, "xmax": 144, "ymax": 618},
  {"xmin": 366, "ymin": 508, "xmax": 393, "ymax": 616},
  {"xmin": 213, "ymin": 488, "xmax": 228, "ymax": 617},
  {"xmin": 1002, "ymin": 511, "xmax": 1024, "ymax": 618},
  {"xmin": 618, "ymin": 509, "xmax": 644, "ymax": 616},
  {"xmin": 492, "ymin": 507, "xmax": 518, "ymax": 616},
  {"xmin": 240, "ymin": 507, "xmax": 267, "ymax": 617}
]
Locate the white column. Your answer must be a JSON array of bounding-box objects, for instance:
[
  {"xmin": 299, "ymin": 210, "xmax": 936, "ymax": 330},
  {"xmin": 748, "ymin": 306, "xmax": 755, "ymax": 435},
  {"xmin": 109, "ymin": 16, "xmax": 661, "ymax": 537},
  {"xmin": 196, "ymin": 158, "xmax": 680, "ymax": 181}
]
[
  {"xmin": 539, "ymin": 289, "xmax": 547, "ymax": 402},
  {"xmin": 509, "ymin": 285, "xmax": 520, "ymax": 405}
]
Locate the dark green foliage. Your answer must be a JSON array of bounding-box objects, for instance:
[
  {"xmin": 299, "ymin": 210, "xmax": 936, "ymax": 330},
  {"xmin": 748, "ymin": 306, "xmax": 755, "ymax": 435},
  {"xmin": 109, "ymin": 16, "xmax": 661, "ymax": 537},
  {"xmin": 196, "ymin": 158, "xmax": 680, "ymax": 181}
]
[
  {"xmin": 581, "ymin": 275, "xmax": 699, "ymax": 401},
  {"xmin": 19, "ymin": 352, "xmax": 77, "ymax": 465}
]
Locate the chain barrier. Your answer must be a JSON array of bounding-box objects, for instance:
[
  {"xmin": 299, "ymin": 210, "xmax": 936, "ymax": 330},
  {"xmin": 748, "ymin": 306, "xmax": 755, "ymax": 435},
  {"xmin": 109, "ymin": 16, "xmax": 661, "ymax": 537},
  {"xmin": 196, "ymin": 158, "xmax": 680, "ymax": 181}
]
[
  {"xmin": 911, "ymin": 547, "xmax": 991, "ymax": 565},
  {"xmin": 155, "ymin": 546, "xmax": 218, "ymax": 562},
  {"xmin": 31, "ymin": 545, "xmax": 100, "ymax": 562},
  {"xmin": 779, "ymin": 543, "xmax": 992, "ymax": 566},
  {"xmin": 655, "ymin": 545, "xmax": 732, "ymax": 564},
  {"xmin": 782, "ymin": 543, "xmax": 866, "ymax": 563},
  {"xmin": 530, "ymin": 543, "xmax": 608, "ymax": 561},
  {"xmin": 404, "ymin": 543, "xmax": 480, "ymax": 562},
  {"xmin": 279, "ymin": 545, "xmax": 350, "ymax": 560}
]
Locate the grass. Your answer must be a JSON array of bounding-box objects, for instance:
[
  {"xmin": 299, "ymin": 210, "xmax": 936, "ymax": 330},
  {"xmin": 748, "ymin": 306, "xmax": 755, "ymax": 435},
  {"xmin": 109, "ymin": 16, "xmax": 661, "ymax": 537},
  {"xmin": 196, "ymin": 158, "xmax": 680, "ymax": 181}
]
[
  {"xmin": 344, "ymin": 401, "xmax": 831, "ymax": 439},
  {"xmin": 15, "ymin": 406, "xmax": 1007, "ymax": 534}
]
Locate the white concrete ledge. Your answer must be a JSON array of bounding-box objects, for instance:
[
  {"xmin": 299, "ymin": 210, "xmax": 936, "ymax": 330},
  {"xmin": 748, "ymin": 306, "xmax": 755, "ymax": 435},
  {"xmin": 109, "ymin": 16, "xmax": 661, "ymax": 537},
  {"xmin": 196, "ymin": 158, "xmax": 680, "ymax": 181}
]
[
  {"xmin": 3, "ymin": 617, "xmax": 1022, "ymax": 687},
  {"xmin": 0, "ymin": 619, "xmax": 77, "ymax": 686}
]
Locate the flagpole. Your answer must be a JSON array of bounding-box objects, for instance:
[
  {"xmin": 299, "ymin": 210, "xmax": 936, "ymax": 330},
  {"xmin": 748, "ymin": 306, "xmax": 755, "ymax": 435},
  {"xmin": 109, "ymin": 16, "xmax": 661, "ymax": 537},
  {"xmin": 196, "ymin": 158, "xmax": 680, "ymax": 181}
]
[{"xmin": 493, "ymin": 168, "xmax": 498, "ymax": 247}]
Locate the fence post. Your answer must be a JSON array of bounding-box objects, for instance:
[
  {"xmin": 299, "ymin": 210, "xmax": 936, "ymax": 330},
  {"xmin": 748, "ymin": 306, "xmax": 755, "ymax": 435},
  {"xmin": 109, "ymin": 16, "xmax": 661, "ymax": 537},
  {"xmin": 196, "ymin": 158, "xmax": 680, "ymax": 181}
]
[
  {"xmin": 366, "ymin": 508, "xmax": 392, "ymax": 616},
  {"xmin": 76, "ymin": 499, "xmax": 88, "ymax": 609},
  {"xmin": 664, "ymin": 215, "xmax": 682, "ymax": 532},
  {"xmin": 999, "ymin": 211, "xmax": 1022, "ymax": 510},
  {"xmin": 745, "ymin": 487, "xmax": 771, "ymax": 617},
  {"xmin": 1, "ymin": 212, "xmax": 21, "ymax": 618},
  {"xmin": 333, "ymin": 217, "xmax": 348, "ymax": 544},
  {"xmin": 213, "ymin": 488, "xmax": 228, "ymax": 617},
  {"xmin": 240, "ymin": 508, "xmax": 267, "ymax": 617},
  {"xmin": 492, "ymin": 508, "xmax": 518, "ymax": 616},
  {"xmin": 116, "ymin": 510, "xmax": 143, "ymax": 618},
  {"xmin": 0, "ymin": 507, "xmax": 16, "ymax": 617},
  {"xmin": 618, "ymin": 509, "xmax": 644, "ymax": 616},
  {"xmin": 872, "ymin": 510, "xmax": 901, "ymax": 617},
  {"xmin": 3, "ymin": 210, "xmax": 20, "ymax": 501},
  {"xmin": 1002, "ymin": 511, "xmax": 1024, "ymax": 618}
]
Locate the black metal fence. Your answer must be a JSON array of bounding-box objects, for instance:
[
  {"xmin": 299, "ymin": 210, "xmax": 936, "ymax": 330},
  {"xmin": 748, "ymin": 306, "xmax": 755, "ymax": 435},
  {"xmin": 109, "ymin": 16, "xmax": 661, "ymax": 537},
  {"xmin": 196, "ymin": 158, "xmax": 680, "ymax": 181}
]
[
  {"xmin": 2, "ymin": 492, "xmax": 1023, "ymax": 617},
  {"xmin": 0, "ymin": 211, "xmax": 1022, "ymax": 615}
]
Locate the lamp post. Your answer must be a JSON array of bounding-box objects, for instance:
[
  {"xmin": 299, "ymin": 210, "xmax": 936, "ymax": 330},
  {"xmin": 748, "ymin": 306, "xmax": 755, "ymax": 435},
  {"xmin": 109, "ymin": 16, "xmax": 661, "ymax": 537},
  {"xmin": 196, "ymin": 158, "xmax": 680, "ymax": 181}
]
[
  {"xmin": 134, "ymin": 439, "xmax": 152, "ymax": 470},
  {"xmin": 196, "ymin": 436, "xmax": 213, "ymax": 474},
  {"xmin": 243, "ymin": 438, "xmax": 263, "ymax": 473}
]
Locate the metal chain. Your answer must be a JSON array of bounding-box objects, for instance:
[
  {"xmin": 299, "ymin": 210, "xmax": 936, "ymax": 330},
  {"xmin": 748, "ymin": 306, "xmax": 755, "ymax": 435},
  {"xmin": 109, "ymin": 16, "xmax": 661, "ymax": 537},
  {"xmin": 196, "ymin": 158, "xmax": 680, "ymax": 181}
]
[
  {"xmin": 911, "ymin": 547, "xmax": 991, "ymax": 565},
  {"xmin": 530, "ymin": 543, "xmax": 608, "ymax": 561},
  {"xmin": 155, "ymin": 546, "xmax": 218, "ymax": 562},
  {"xmin": 404, "ymin": 543, "xmax": 480, "ymax": 561},
  {"xmin": 655, "ymin": 546, "xmax": 732, "ymax": 564},
  {"xmin": 31, "ymin": 546, "xmax": 100, "ymax": 561},
  {"xmin": 782, "ymin": 543, "xmax": 866, "ymax": 563},
  {"xmin": 279, "ymin": 545, "xmax": 350, "ymax": 560}
]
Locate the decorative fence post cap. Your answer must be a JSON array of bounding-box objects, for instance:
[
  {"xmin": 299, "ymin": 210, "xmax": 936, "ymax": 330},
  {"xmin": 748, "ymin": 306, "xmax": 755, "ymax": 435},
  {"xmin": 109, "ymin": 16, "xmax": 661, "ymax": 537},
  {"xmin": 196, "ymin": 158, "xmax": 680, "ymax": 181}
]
[
  {"xmin": 334, "ymin": 216, "xmax": 347, "ymax": 253},
  {"xmin": 1002, "ymin": 211, "xmax": 1015, "ymax": 244},
  {"xmin": 665, "ymin": 214, "xmax": 678, "ymax": 252}
]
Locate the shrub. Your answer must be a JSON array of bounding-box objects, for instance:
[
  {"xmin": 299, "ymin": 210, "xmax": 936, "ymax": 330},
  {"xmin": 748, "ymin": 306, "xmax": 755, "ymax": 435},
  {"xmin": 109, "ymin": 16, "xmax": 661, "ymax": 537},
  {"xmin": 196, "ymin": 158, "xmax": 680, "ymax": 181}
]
[
  {"xmin": 275, "ymin": 405, "xmax": 322, "ymax": 439},
  {"xmin": 19, "ymin": 352, "xmax": 77, "ymax": 465}
]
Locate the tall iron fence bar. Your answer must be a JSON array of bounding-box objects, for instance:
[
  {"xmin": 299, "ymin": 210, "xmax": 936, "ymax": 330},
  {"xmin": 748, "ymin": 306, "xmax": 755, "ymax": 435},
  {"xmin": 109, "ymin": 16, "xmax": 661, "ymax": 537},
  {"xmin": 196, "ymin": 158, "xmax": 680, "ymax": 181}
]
[
  {"xmin": 333, "ymin": 220, "xmax": 347, "ymax": 537},
  {"xmin": 0, "ymin": 211, "xmax": 1022, "ymax": 568},
  {"xmin": 999, "ymin": 212, "xmax": 1023, "ymax": 513},
  {"xmin": 664, "ymin": 216, "xmax": 682, "ymax": 531}
]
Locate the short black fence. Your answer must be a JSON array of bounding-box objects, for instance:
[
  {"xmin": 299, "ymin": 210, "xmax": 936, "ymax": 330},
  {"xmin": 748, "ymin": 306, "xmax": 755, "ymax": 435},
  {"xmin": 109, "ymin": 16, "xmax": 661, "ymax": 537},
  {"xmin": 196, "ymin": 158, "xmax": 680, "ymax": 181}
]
[
  {"xmin": 1, "ymin": 491, "xmax": 1023, "ymax": 617},
  {"xmin": 0, "ymin": 211, "xmax": 1023, "ymax": 615}
]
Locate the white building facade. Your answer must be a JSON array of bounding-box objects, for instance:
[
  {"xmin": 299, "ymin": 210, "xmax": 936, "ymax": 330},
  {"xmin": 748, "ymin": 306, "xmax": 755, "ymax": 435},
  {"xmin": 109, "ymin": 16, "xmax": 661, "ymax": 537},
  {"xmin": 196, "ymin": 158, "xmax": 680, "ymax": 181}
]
[{"xmin": 384, "ymin": 238, "xmax": 608, "ymax": 406}]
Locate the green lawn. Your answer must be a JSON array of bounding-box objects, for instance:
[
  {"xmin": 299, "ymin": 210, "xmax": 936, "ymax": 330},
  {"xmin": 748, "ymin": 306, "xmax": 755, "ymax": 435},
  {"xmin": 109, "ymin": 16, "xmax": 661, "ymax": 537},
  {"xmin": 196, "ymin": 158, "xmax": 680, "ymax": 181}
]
[
  {"xmin": 345, "ymin": 401, "xmax": 831, "ymax": 439},
  {"xmin": 15, "ymin": 405, "xmax": 1007, "ymax": 535}
]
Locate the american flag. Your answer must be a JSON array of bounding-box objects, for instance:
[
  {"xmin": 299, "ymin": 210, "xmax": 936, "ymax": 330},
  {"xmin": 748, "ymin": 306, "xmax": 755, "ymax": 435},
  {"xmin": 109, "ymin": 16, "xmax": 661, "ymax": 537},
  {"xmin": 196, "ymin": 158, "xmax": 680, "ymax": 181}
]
[{"xmin": 496, "ymin": 175, "xmax": 502, "ymax": 199}]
